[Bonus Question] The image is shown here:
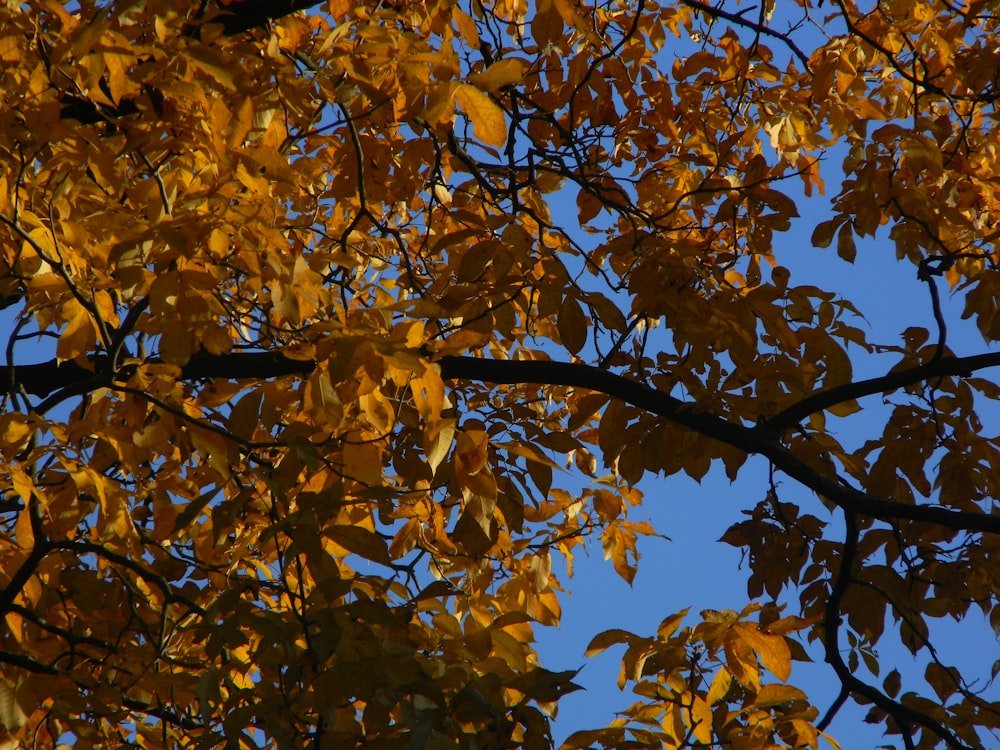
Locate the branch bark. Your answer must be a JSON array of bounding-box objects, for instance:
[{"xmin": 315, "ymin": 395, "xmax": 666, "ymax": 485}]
[
  {"xmin": 207, "ymin": 0, "xmax": 326, "ymax": 35},
  {"xmin": 437, "ymin": 355, "xmax": 1000, "ymax": 534},
  {"xmin": 5, "ymin": 351, "xmax": 1000, "ymax": 533}
]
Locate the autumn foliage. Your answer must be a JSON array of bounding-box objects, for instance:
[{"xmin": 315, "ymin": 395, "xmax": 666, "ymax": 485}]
[{"xmin": 1, "ymin": 0, "xmax": 1000, "ymax": 747}]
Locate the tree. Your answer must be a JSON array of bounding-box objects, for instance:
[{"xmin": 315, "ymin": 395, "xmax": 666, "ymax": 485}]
[{"xmin": 0, "ymin": 0, "xmax": 999, "ymax": 746}]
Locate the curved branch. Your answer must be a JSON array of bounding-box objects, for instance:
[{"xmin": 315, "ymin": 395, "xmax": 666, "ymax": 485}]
[
  {"xmin": 681, "ymin": 0, "xmax": 811, "ymax": 68},
  {"xmin": 437, "ymin": 355, "xmax": 1000, "ymax": 534},
  {"xmin": 0, "ymin": 351, "xmax": 316, "ymax": 399},
  {"xmin": 438, "ymin": 355, "xmax": 754, "ymax": 446},
  {"xmin": 822, "ymin": 513, "xmax": 972, "ymax": 750},
  {"xmin": 5, "ymin": 352, "xmax": 1000, "ymax": 533},
  {"xmin": 195, "ymin": 0, "xmax": 325, "ymax": 35},
  {"xmin": 0, "ymin": 649, "xmax": 58, "ymax": 675},
  {"xmin": 762, "ymin": 352, "xmax": 1000, "ymax": 433}
]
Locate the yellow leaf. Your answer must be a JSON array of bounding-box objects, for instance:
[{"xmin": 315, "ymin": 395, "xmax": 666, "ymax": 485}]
[
  {"xmin": 14, "ymin": 500, "xmax": 34, "ymax": 549},
  {"xmin": 557, "ymin": 296, "xmax": 588, "ymax": 354},
  {"xmin": 592, "ymin": 489, "xmax": 622, "ymax": 521},
  {"xmin": 753, "ymin": 682, "xmax": 806, "ymax": 708},
  {"xmin": 389, "ymin": 518, "xmax": 420, "ymax": 560},
  {"xmin": 733, "ymin": 622, "xmax": 792, "ymax": 682},
  {"xmin": 454, "ymin": 429, "xmax": 496, "ymax": 500},
  {"xmin": 723, "ymin": 632, "xmax": 760, "ymax": 690},
  {"xmin": 583, "ymin": 628, "xmax": 636, "ymax": 657},
  {"xmin": 684, "ymin": 695, "xmax": 713, "ymax": 744},
  {"xmin": 410, "ymin": 367, "xmax": 447, "ymax": 422},
  {"xmin": 183, "ymin": 48, "xmax": 237, "ymax": 90},
  {"xmin": 9, "ymin": 465, "xmax": 35, "ymax": 505},
  {"xmin": 706, "ymin": 668, "xmax": 731, "ymax": 704},
  {"xmin": 531, "ymin": 0, "xmax": 564, "ymax": 46},
  {"xmin": 228, "ymin": 97, "xmax": 254, "ymax": 149},
  {"xmin": 656, "ymin": 609, "xmax": 689, "ymax": 639},
  {"xmin": 189, "ymin": 426, "xmax": 234, "ymax": 480},
  {"xmin": 598, "ymin": 398, "xmax": 629, "ymax": 458},
  {"xmin": 576, "ymin": 187, "xmax": 604, "ymax": 225},
  {"xmin": 327, "ymin": 525, "xmax": 392, "ymax": 565},
  {"xmin": 451, "ymin": 6, "xmax": 480, "ymax": 48},
  {"xmin": 343, "ymin": 438, "xmax": 383, "ymax": 486},
  {"xmin": 836, "ymin": 223, "xmax": 856, "ymax": 263},
  {"xmin": 423, "ymin": 418, "xmax": 455, "ymax": 475},
  {"xmin": 454, "ymin": 84, "xmax": 507, "ymax": 148},
  {"xmin": 827, "ymin": 398, "xmax": 860, "ymax": 417},
  {"xmin": 56, "ymin": 300, "xmax": 96, "ymax": 362},
  {"xmin": 602, "ymin": 524, "xmax": 637, "ymax": 584},
  {"xmin": 468, "ymin": 58, "xmax": 529, "ymax": 93},
  {"xmin": 902, "ymin": 133, "xmax": 943, "ymax": 176},
  {"xmin": 498, "ymin": 440, "xmax": 560, "ymax": 468}
]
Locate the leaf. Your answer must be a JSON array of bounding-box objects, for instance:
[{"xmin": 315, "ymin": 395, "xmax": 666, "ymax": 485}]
[
  {"xmin": 468, "ymin": 58, "xmax": 529, "ymax": 93},
  {"xmin": 811, "ymin": 217, "xmax": 843, "ymax": 249},
  {"xmin": 836, "ymin": 223, "xmax": 857, "ymax": 263},
  {"xmin": 584, "ymin": 628, "xmax": 637, "ymax": 657},
  {"xmin": 706, "ymin": 668, "xmax": 731, "ymax": 704},
  {"xmin": 327, "ymin": 525, "xmax": 392, "ymax": 566},
  {"xmin": 0, "ymin": 678, "xmax": 26, "ymax": 733},
  {"xmin": 924, "ymin": 662, "xmax": 958, "ymax": 702},
  {"xmin": 682, "ymin": 694, "xmax": 713, "ymax": 744},
  {"xmin": 454, "ymin": 84, "xmax": 507, "ymax": 148},
  {"xmin": 602, "ymin": 524, "xmax": 637, "ymax": 584},
  {"xmin": 5, "ymin": 1, "xmax": 1000, "ymax": 746},
  {"xmin": 883, "ymin": 668, "xmax": 901, "ymax": 699},
  {"xmin": 342, "ymin": 438, "xmax": 383, "ymax": 486},
  {"xmin": 56, "ymin": 300, "xmax": 96, "ymax": 362},
  {"xmin": 753, "ymin": 683, "xmax": 806, "ymax": 708},
  {"xmin": 423, "ymin": 418, "xmax": 455, "ymax": 475},
  {"xmin": 826, "ymin": 398, "xmax": 860, "ymax": 417},
  {"xmin": 451, "ymin": 6, "xmax": 480, "ymax": 48},
  {"xmin": 732, "ymin": 622, "xmax": 792, "ymax": 682}
]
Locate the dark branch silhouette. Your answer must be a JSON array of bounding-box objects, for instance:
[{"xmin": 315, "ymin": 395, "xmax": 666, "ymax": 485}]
[{"xmin": 5, "ymin": 351, "xmax": 1000, "ymax": 535}]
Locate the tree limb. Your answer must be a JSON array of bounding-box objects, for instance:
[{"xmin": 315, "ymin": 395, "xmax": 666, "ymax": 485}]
[
  {"xmin": 202, "ymin": 0, "xmax": 326, "ymax": 35},
  {"xmin": 5, "ymin": 352, "xmax": 1000, "ymax": 533},
  {"xmin": 761, "ymin": 352, "xmax": 1000, "ymax": 433},
  {"xmin": 436, "ymin": 356, "xmax": 1000, "ymax": 534}
]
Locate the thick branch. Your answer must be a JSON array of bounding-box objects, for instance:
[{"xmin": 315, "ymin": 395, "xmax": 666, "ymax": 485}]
[
  {"xmin": 437, "ymin": 356, "xmax": 1000, "ymax": 534},
  {"xmin": 5, "ymin": 351, "xmax": 1000, "ymax": 533},
  {"xmin": 0, "ymin": 351, "xmax": 315, "ymax": 398},
  {"xmin": 0, "ymin": 650, "xmax": 58, "ymax": 675},
  {"xmin": 438, "ymin": 355, "xmax": 754, "ymax": 447},
  {"xmin": 207, "ymin": 0, "xmax": 325, "ymax": 34},
  {"xmin": 763, "ymin": 352, "xmax": 1000, "ymax": 432}
]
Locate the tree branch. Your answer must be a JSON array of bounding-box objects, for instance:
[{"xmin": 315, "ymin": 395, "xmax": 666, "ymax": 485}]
[
  {"xmin": 0, "ymin": 351, "xmax": 316, "ymax": 399},
  {"xmin": 6, "ymin": 352, "xmax": 1000, "ymax": 533},
  {"xmin": 762, "ymin": 352, "xmax": 1000, "ymax": 432},
  {"xmin": 821, "ymin": 513, "xmax": 971, "ymax": 750},
  {"xmin": 0, "ymin": 650, "xmax": 58, "ymax": 675},
  {"xmin": 436, "ymin": 356, "xmax": 1000, "ymax": 534},
  {"xmin": 205, "ymin": 0, "xmax": 326, "ymax": 35}
]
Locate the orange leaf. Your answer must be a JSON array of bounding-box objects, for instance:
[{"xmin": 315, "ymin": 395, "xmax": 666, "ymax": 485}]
[
  {"xmin": 454, "ymin": 84, "xmax": 507, "ymax": 148},
  {"xmin": 56, "ymin": 300, "xmax": 96, "ymax": 362},
  {"xmin": 469, "ymin": 58, "xmax": 529, "ymax": 93}
]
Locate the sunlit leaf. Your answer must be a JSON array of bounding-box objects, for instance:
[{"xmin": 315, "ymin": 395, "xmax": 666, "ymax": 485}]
[{"xmin": 454, "ymin": 84, "xmax": 507, "ymax": 148}]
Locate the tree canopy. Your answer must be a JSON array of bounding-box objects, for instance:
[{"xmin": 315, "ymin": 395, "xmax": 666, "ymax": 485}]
[{"xmin": 1, "ymin": 0, "xmax": 1000, "ymax": 747}]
